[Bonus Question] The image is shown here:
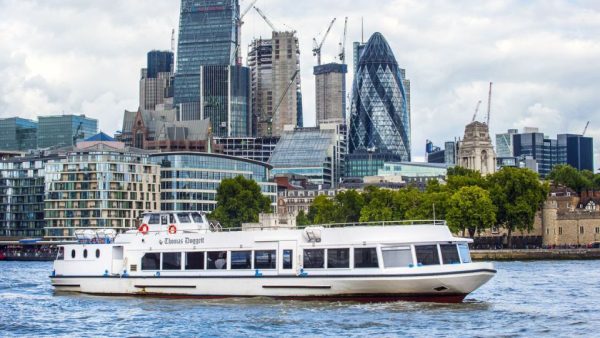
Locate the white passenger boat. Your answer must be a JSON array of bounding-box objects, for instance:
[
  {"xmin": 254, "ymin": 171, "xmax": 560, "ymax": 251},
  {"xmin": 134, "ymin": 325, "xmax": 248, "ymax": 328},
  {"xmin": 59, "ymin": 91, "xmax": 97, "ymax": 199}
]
[{"xmin": 51, "ymin": 212, "xmax": 496, "ymax": 303}]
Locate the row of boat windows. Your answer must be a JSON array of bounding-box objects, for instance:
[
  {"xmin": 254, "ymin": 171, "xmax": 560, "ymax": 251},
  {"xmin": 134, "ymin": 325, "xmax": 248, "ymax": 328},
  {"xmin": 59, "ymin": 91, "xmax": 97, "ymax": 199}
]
[
  {"xmin": 139, "ymin": 244, "xmax": 472, "ymax": 271},
  {"xmin": 146, "ymin": 213, "xmax": 204, "ymax": 225}
]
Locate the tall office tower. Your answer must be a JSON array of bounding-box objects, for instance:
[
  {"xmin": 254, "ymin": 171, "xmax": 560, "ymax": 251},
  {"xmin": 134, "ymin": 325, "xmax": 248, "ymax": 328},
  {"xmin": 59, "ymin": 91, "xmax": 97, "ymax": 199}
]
[
  {"xmin": 399, "ymin": 68, "xmax": 411, "ymax": 125},
  {"xmin": 271, "ymin": 31, "xmax": 302, "ymax": 136},
  {"xmin": 557, "ymin": 134, "xmax": 593, "ymax": 171},
  {"xmin": 496, "ymin": 129, "xmax": 519, "ymax": 158},
  {"xmin": 352, "ymin": 41, "xmax": 366, "ymax": 75},
  {"xmin": 248, "ymin": 31, "xmax": 302, "ymax": 137},
  {"xmin": 174, "ymin": 0, "xmax": 239, "ymax": 120},
  {"xmin": 348, "ymin": 32, "xmax": 411, "ymax": 161},
  {"xmin": 37, "ymin": 115, "xmax": 98, "ymax": 149},
  {"xmin": 140, "ymin": 50, "xmax": 174, "ymax": 110},
  {"xmin": 0, "ymin": 117, "xmax": 38, "ymax": 151},
  {"xmin": 199, "ymin": 65, "xmax": 251, "ymax": 137},
  {"xmin": 248, "ymin": 39, "xmax": 274, "ymax": 137},
  {"xmin": 314, "ymin": 63, "xmax": 347, "ymax": 125}
]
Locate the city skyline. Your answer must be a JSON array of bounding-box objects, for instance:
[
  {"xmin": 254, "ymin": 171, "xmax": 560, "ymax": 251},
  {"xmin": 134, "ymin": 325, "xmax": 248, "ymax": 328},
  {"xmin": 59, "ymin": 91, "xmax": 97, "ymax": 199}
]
[{"xmin": 1, "ymin": 1, "xmax": 599, "ymax": 165}]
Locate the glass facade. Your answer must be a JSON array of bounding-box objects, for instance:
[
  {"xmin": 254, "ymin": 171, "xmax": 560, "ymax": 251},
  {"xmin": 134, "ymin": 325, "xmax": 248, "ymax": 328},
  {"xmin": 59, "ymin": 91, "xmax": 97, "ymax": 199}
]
[
  {"xmin": 150, "ymin": 153, "xmax": 276, "ymax": 213},
  {"xmin": 174, "ymin": 0, "xmax": 239, "ymax": 117},
  {"xmin": 197, "ymin": 65, "xmax": 251, "ymax": 137},
  {"xmin": 44, "ymin": 148, "xmax": 160, "ymax": 240},
  {"xmin": 349, "ymin": 32, "xmax": 411, "ymax": 161},
  {"xmin": 557, "ymin": 134, "xmax": 594, "ymax": 172},
  {"xmin": 37, "ymin": 115, "xmax": 98, "ymax": 149},
  {"xmin": 345, "ymin": 150, "xmax": 401, "ymax": 178},
  {"xmin": 147, "ymin": 50, "xmax": 174, "ymax": 79},
  {"xmin": 0, "ymin": 155, "xmax": 62, "ymax": 238},
  {"xmin": 0, "ymin": 118, "xmax": 38, "ymax": 151}
]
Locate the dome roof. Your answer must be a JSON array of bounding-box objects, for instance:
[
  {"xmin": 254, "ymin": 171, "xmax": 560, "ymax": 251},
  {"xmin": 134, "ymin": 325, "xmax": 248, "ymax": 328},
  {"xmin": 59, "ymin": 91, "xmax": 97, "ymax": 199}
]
[{"xmin": 358, "ymin": 32, "xmax": 398, "ymax": 67}]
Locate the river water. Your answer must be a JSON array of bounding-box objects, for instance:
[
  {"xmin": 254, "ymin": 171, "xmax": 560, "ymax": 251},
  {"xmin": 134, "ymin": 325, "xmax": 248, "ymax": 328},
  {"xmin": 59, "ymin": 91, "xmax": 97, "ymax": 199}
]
[{"xmin": 0, "ymin": 260, "xmax": 598, "ymax": 337}]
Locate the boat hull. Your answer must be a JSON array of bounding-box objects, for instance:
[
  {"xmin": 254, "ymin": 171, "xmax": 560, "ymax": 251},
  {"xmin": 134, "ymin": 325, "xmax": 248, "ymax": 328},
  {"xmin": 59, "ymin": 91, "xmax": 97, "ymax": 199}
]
[{"xmin": 51, "ymin": 264, "xmax": 495, "ymax": 303}]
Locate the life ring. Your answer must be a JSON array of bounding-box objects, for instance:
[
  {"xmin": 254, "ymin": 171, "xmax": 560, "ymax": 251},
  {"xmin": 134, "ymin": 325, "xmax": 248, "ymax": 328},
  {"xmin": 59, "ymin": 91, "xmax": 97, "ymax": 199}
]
[
  {"xmin": 168, "ymin": 224, "xmax": 177, "ymax": 235},
  {"xmin": 138, "ymin": 224, "xmax": 149, "ymax": 234}
]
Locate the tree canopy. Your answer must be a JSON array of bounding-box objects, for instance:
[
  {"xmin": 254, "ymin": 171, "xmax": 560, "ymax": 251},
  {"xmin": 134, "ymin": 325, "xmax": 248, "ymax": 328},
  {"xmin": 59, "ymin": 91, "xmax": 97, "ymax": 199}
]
[
  {"xmin": 446, "ymin": 186, "xmax": 496, "ymax": 237},
  {"xmin": 212, "ymin": 176, "xmax": 272, "ymax": 228}
]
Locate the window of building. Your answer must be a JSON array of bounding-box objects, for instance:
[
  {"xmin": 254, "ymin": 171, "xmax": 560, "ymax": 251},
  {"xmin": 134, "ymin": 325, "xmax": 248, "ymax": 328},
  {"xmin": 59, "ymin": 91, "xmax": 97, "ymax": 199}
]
[
  {"xmin": 559, "ymin": 227, "xmax": 563, "ymax": 235},
  {"xmin": 177, "ymin": 213, "xmax": 191, "ymax": 223},
  {"xmin": 440, "ymin": 244, "xmax": 461, "ymax": 264},
  {"xmin": 185, "ymin": 252, "xmax": 204, "ymax": 270},
  {"xmin": 162, "ymin": 252, "xmax": 181, "ymax": 270},
  {"xmin": 141, "ymin": 252, "xmax": 160, "ymax": 270},
  {"xmin": 382, "ymin": 247, "xmax": 413, "ymax": 268},
  {"xmin": 207, "ymin": 251, "xmax": 227, "ymax": 270},
  {"xmin": 580, "ymin": 226, "xmax": 584, "ymax": 234},
  {"xmin": 231, "ymin": 251, "xmax": 252, "ymax": 269},
  {"xmin": 415, "ymin": 245, "xmax": 440, "ymax": 266},
  {"xmin": 458, "ymin": 244, "xmax": 471, "ymax": 263},
  {"xmin": 327, "ymin": 248, "xmax": 350, "ymax": 268},
  {"xmin": 595, "ymin": 227, "xmax": 600, "ymax": 234},
  {"xmin": 254, "ymin": 250, "xmax": 277, "ymax": 269},
  {"xmin": 283, "ymin": 250, "xmax": 293, "ymax": 269},
  {"xmin": 354, "ymin": 248, "xmax": 379, "ymax": 268},
  {"xmin": 303, "ymin": 249, "xmax": 324, "ymax": 268}
]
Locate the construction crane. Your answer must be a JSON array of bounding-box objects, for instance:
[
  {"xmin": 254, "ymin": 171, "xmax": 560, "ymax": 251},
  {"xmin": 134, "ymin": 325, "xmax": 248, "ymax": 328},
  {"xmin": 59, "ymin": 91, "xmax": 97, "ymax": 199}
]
[
  {"xmin": 312, "ymin": 18, "xmax": 336, "ymax": 66},
  {"xmin": 486, "ymin": 82, "xmax": 493, "ymax": 125},
  {"xmin": 582, "ymin": 121, "xmax": 590, "ymax": 136},
  {"xmin": 471, "ymin": 100, "xmax": 482, "ymax": 122},
  {"xmin": 231, "ymin": 0, "xmax": 258, "ymax": 65},
  {"xmin": 264, "ymin": 70, "xmax": 299, "ymax": 135},
  {"xmin": 72, "ymin": 122, "xmax": 84, "ymax": 145},
  {"xmin": 171, "ymin": 28, "xmax": 175, "ymax": 53},
  {"xmin": 338, "ymin": 17, "xmax": 348, "ymax": 64},
  {"xmin": 254, "ymin": 6, "xmax": 277, "ymax": 32}
]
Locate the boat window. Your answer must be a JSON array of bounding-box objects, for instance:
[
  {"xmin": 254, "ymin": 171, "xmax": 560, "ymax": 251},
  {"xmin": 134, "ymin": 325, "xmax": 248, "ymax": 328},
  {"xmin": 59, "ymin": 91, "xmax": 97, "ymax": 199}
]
[
  {"xmin": 382, "ymin": 247, "xmax": 413, "ymax": 268},
  {"xmin": 354, "ymin": 248, "xmax": 378, "ymax": 268},
  {"xmin": 231, "ymin": 251, "xmax": 252, "ymax": 269},
  {"xmin": 415, "ymin": 245, "xmax": 440, "ymax": 266},
  {"xmin": 191, "ymin": 212, "xmax": 203, "ymax": 223},
  {"xmin": 458, "ymin": 244, "xmax": 472, "ymax": 263},
  {"xmin": 440, "ymin": 244, "xmax": 461, "ymax": 264},
  {"xmin": 162, "ymin": 252, "xmax": 182, "ymax": 270},
  {"xmin": 141, "ymin": 253, "xmax": 160, "ymax": 270},
  {"xmin": 148, "ymin": 214, "xmax": 160, "ymax": 225},
  {"xmin": 185, "ymin": 252, "xmax": 204, "ymax": 270},
  {"xmin": 161, "ymin": 215, "xmax": 169, "ymax": 225},
  {"xmin": 207, "ymin": 251, "xmax": 227, "ymax": 270},
  {"xmin": 283, "ymin": 250, "xmax": 293, "ymax": 269},
  {"xmin": 177, "ymin": 213, "xmax": 191, "ymax": 223},
  {"xmin": 255, "ymin": 250, "xmax": 277, "ymax": 269},
  {"xmin": 83, "ymin": 249, "xmax": 88, "ymax": 259},
  {"xmin": 57, "ymin": 247, "xmax": 64, "ymax": 260},
  {"xmin": 303, "ymin": 249, "xmax": 324, "ymax": 269},
  {"xmin": 95, "ymin": 249, "xmax": 100, "ymax": 259},
  {"xmin": 71, "ymin": 249, "xmax": 76, "ymax": 259},
  {"xmin": 327, "ymin": 248, "xmax": 350, "ymax": 268}
]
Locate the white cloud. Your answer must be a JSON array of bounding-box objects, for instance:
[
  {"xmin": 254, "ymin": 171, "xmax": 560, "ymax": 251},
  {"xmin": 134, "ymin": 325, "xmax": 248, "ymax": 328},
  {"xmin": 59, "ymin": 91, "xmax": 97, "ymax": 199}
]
[{"xmin": 0, "ymin": 0, "xmax": 599, "ymax": 167}]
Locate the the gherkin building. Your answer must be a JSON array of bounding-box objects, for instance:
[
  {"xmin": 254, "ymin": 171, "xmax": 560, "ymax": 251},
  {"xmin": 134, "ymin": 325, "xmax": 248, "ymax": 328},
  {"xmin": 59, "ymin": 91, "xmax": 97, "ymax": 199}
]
[{"xmin": 349, "ymin": 32, "xmax": 411, "ymax": 161}]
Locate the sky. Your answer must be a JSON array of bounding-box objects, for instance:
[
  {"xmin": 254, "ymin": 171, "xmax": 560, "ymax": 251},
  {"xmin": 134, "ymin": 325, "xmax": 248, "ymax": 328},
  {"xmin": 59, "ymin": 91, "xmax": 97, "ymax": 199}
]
[{"xmin": 1, "ymin": 0, "xmax": 600, "ymax": 165}]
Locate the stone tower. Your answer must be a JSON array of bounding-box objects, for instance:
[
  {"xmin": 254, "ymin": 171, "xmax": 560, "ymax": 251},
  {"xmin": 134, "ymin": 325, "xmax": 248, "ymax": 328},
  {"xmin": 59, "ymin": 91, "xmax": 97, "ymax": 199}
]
[{"xmin": 458, "ymin": 121, "xmax": 497, "ymax": 175}]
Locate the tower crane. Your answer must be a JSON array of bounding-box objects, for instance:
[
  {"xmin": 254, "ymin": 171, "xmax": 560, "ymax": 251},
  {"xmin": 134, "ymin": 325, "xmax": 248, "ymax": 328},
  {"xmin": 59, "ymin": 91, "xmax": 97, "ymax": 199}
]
[
  {"xmin": 486, "ymin": 82, "xmax": 493, "ymax": 126},
  {"xmin": 253, "ymin": 6, "xmax": 278, "ymax": 32},
  {"xmin": 171, "ymin": 28, "xmax": 175, "ymax": 53},
  {"xmin": 312, "ymin": 18, "xmax": 336, "ymax": 66},
  {"xmin": 582, "ymin": 121, "xmax": 590, "ymax": 136},
  {"xmin": 72, "ymin": 122, "xmax": 84, "ymax": 145},
  {"xmin": 232, "ymin": 0, "xmax": 258, "ymax": 65},
  {"xmin": 263, "ymin": 70, "xmax": 300, "ymax": 136},
  {"xmin": 338, "ymin": 17, "xmax": 348, "ymax": 64},
  {"xmin": 471, "ymin": 100, "xmax": 482, "ymax": 122}
]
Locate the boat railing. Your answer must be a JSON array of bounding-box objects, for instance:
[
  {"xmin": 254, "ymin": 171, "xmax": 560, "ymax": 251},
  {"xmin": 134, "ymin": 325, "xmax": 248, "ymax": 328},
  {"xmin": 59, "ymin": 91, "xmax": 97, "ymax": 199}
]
[{"xmin": 213, "ymin": 220, "xmax": 447, "ymax": 232}]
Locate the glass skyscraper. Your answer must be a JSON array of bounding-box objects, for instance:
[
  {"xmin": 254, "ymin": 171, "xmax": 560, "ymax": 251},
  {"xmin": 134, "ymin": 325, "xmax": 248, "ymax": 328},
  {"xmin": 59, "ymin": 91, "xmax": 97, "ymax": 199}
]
[
  {"xmin": 175, "ymin": 0, "xmax": 239, "ymax": 117},
  {"xmin": 0, "ymin": 117, "xmax": 38, "ymax": 151},
  {"xmin": 348, "ymin": 32, "xmax": 411, "ymax": 161},
  {"xmin": 37, "ymin": 115, "xmax": 98, "ymax": 149},
  {"xmin": 147, "ymin": 50, "xmax": 174, "ymax": 79}
]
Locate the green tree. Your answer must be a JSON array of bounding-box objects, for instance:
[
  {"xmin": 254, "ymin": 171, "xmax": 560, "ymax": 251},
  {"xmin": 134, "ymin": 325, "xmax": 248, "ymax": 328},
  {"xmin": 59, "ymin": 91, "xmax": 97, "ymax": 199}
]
[
  {"xmin": 488, "ymin": 167, "xmax": 549, "ymax": 246},
  {"xmin": 446, "ymin": 186, "xmax": 496, "ymax": 237},
  {"xmin": 308, "ymin": 195, "xmax": 338, "ymax": 224},
  {"xmin": 212, "ymin": 176, "xmax": 272, "ymax": 228},
  {"xmin": 547, "ymin": 164, "xmax": 592, "ymax": 192},
  {"xmin": 295, "ymin": 210, "xmax": 311, "ymax": 226},
  {"xmin": 446, "ymin": 167, "xmax": 487, "ymax": 192},
  {"xmin": 360, "ymin": 187, "xmax": 395, "ymax": 222},
  {"xmin": 334, "ymin": 190, "xmax": 365, "ymax": 223}
]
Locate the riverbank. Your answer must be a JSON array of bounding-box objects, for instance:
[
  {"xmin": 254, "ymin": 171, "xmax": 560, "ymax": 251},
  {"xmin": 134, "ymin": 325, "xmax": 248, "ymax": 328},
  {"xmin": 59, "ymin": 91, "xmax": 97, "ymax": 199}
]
[{"xmin": 472, "ymin": 248, "xmax": 600, "ymax": 261}]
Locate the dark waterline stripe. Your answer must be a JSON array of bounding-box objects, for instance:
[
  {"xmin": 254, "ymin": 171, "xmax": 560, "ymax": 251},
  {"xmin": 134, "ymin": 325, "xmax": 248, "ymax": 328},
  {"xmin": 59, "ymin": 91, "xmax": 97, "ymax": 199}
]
[
  {"xmin": 262, "ymin": 285, "xmax": 332, "ymax": 289},
  {"xmin": 135, "ymin": 285, "xmax": 197, "ymax": 289}
]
